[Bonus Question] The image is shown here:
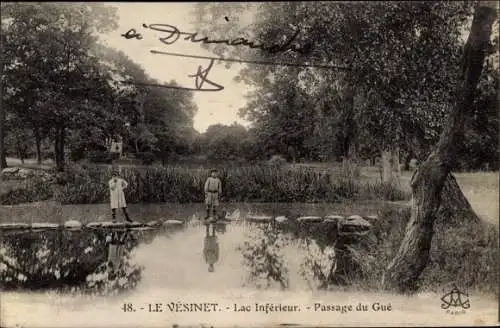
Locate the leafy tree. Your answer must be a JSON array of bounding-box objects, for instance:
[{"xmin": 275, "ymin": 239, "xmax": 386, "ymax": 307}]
[
  {"xmin": 193, "ymin": 1, "xmax": 499, "ymax": 292},
  {"xmin": 95, "ymin": 46, "xmax": 198, "ymax": 162},
  {"xmin": 383, "ymin": 1, "xmax": 497, "ymax": 292},
  {"xmin": 1, "ymin": 2, "xmax": 119, "ymax": 171},
  {"xmin": 202, "ymin": 123, "xmax": 250, "ymax": 161},
  {"xmin": 192, "ymin": 2, "xmax": 476, "ymax": 172},
  {"xmin": 1, "ymin": 3, "xmax": 198, "ymax": 170}
]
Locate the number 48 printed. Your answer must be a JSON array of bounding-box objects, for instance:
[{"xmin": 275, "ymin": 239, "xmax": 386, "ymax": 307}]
[{"xmin": 122, "ymin": 303, "xmax": 135, "ymax": 312}]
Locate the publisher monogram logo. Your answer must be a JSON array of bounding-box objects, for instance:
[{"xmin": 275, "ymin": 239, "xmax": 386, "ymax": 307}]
[{"xmin": 441, "ymin": 285, "xmax": 470, "ymax": 315}]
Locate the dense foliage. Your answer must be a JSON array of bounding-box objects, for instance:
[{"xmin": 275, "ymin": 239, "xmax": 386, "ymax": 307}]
[
  {"xmin": 192, "ymin": 2, "xmax": 498, "ymax": 170},
  {"xmin": 0, "ymin": 3, "xmax": 198, "ymax": 171}
]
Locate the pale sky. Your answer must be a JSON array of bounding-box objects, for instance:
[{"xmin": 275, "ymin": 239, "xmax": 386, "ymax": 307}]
[{"xmin": 99, "ymin": 2, "xmax": 252, "ymax": 133}]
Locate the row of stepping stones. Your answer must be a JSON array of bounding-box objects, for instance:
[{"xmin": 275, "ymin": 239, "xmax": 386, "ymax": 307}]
[
  {"xmin": 246, "ymin": 215, "xmax": 376, "ymax": 236},
  {"xmin": 0, "ymin": 215, "xmax": 376, "ymax": 234},
  {"xmin": 0, "ymin": 219, "xmax": 185, "ymax": 232}
]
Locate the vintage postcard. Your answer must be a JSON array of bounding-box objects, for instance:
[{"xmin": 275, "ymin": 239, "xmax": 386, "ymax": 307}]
[{"xmin": 0, "ymin": 2, "xmax": 498, "ymax": 327}]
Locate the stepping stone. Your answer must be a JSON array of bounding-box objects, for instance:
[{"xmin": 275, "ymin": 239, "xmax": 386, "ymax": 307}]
[
  {"xmin": 338, "ymin": 215, "xmax": 372, "ymax": 236},
  {"xmin": 87, "ymin": 221, "xmax": 105, "ymax": 228},
  {"xmin": 163, "ymin": 219, "xmax": 184, "ymax": 226},
  {"xmin": 365, "ymin": 215, "xmax": 379, "ymax": 224},
  {"xmin": 324, "ymin": 215, "xmax": 344, "ymax": 223},
  {"xmin": 31, "ymin": 223, "xmax": 59, "ymax": 229},
  {"xmin": 64, "ymin": 220, "xmax": 82, "ymax": 229},
  {"xmin": 275, "ymin": 216, "xmax": 288, "ymax": 223},
  {"xmin": 226, "ymin": 209, "xmax": 241, "ymax": 221},
  {"xmin": 132, "ymin": 226, "xmax": 154, "ymax": 231},
  {"xmin": 0, "ymin": 223, "xmax": 30, "ymax": 230},
  {"xmin": 247, "ymin": 215, "xmax": 272, "ymax": 222},
  {"xmin": 297, "ymin": 216, "xmax": 323, "ymax": 223},
  {"xmin": 124, "ymin": 221, "xmax": 144, "ymax": 228},
  {"xmin": 100, "ymin": 221, "xmax": 123, "ymax": 227},
  {"xmin": 1, "ymin": 167, "xmax": 19, "ymax": 174},
  {"xmin": 86, "ymin": 221, "xmax": 124, "ymax": 229}
]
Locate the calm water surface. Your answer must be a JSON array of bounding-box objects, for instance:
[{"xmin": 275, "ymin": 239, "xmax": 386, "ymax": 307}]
[{"xmin": 1, "ymin": 203, "xmax": 497, "ymax": 327}]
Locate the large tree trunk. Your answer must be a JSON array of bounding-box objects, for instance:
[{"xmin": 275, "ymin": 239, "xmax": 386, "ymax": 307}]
[
  {"xmin": 15, "ymin": 134, "xmax": 25, "ymax": 165},
  {"xmin": 34, "ymin": 128, "xmax": 42, "ymax": 165},
  {"xmin": 392, "ymin": 147, "xmax": 401, "ymax": 181},
  {"xmin": 0, "ymin": 100, "xmax": 6, "ymax": 169},
  {"xmin": 54, "ymin": 127, "xmax": 66, "ymax": 172},
  {"xmin": 382, "ymin": 2, "xmax": 497, "ymax": 293},
  {"xmin": 381, "ymin": 149, "xmax": 392, "ymax": 183},
  {"xmin": 438, "ymin": 174, "xmax": 480, "ymax": 226},
  {"xmin": 381, "ymin": 146, "xmax": 401, "ymax": 185},
  {"xmin": 341, "ymin": 83, "xmax": 360, "ymax": 176}
]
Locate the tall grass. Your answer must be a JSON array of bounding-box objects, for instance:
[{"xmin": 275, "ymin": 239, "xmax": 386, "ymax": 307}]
[{"xmin": 52, "ymin": 164, "xmax": 409, "ymax": 204}]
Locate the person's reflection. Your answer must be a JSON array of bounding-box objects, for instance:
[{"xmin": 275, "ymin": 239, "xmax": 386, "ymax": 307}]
[
  {"xmin": 203, "ymin": 223, "xmax": 220, "ymax": 273},
  {"xmin": 106, "ymin": 230, "xmax": 129, "ymax": 279}
]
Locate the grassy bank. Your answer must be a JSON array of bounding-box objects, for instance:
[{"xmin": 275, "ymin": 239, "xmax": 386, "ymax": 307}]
[{"xmin": 1, "ymin": 164, "xmax": 409, "ymax": 205}]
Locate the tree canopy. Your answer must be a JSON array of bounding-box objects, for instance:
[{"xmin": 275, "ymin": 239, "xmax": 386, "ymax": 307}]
[
  {"xmin": 192, "ymin": 1, "xmax": 498, "ymax": 169},
  {"xmin": 1, "ymin": 2, "xmax": 198, "ymax": 170}
]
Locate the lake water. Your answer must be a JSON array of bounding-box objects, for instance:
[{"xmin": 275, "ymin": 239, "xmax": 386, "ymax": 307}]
[{"xmin": 1, "ymin": 204, "xmax": 498, "ymax": 327}]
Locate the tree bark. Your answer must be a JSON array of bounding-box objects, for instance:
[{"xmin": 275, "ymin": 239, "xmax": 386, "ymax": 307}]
[
  {"xmin": 54, "ymin": 127, "xmax": 66, "ymax": 172},
  {"xmin": 392, "ymin": 147, "xmax": 401, "ymax": 181},
  {"xmin": 34, "ymin": 128, "xmax": 42, "ymax": 165},
  {"xmin": 381, "ymin": 146, "xmax": 401, "ymax": 185},
  {"xmin": 15, "ymin": 134, "xmax": 24, "ymax": 165},
  {"xmin": 382, "ymin": 2, "xmax": 497, "ymax": 294},
  {"xmin": 438, "ymin": 174, "xmax": 480, "ymax": 226},
  {"xmin": 381, "ymin": 149, "xmax": 392, "ymax": 183},
  {"xmin": 0, "ymin": 99, "xmax": 6, "ymax": 170}
]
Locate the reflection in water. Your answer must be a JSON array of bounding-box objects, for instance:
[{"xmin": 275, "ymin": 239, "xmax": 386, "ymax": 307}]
[
  {"xmin": 1, "ymin": 206, "xmax": 498, "ymax": 327},
  {"xmin": 106, "ymin": 230, "xmax": 131, "ymax": 279},
  {"xmin": 0, "ymin": 214, "xmax": 333, "ymax": 294},
  {"xmin": 203, "ymin": 223, "xmax": 220, "ymax": 272}
]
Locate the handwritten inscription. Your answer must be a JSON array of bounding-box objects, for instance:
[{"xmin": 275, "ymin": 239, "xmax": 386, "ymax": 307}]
[
  {"xmin": 119, "ymin": 23, "xmax": 347, "ymax": 92},
  {"xmin": 123, "ymin": 23, "xmax": 311, "ymax": 55},
  {"xmin": 121, "ymin": 28, "xmax": 143, "ymax": 40}
]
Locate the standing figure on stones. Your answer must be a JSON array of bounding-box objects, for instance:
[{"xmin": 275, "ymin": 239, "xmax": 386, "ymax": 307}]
[
  {"xmin": 203, "ymin": 223, "xmax": 219, "ymax": 272},
  {"xmin": 109, "ymin": 170, "xmax": 132, "ymax": 222},
  {"xmin": 204, "ymin": 169, "xmax": 222, "ymax": 221}
]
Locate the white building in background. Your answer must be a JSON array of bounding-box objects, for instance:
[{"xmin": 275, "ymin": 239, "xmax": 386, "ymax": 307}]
[
  {"xmin": 106, "ymin": 135, "xmax": 123, "ymax": 158},
  {"xmin": 110, "ymin": 140, "xmax": 123, "ymax": 156}
]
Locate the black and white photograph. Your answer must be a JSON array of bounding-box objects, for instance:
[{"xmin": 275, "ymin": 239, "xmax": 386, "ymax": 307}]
[{"xmin": 0, "ymin": 2, "xmax": 498, "ymax": 327}]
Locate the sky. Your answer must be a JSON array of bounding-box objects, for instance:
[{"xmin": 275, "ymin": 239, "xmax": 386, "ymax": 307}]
[{"xmin": 99, "ymin": 2, "xmax": 252, "ymax": 133}]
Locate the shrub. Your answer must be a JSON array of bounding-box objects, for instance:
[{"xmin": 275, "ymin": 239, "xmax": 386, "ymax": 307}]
[{"xmin": 0, "ymin": 177, "xmax": 54, "ymax": 205}]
